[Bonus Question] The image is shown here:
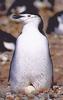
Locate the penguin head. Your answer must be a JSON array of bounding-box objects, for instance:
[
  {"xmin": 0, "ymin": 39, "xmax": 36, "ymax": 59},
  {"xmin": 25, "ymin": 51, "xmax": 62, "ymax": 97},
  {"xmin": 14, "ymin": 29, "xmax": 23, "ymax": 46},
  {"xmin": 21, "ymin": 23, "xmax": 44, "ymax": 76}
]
[
  {"xmin": 10, "ymin": 14, "xmax": 41, "ymax": 24},
  {"xmin": 10, "ymin": 13, "xmax": 44, "ymax": 35},
  {"xmin": 55, "ymin": 11, "xmax": 63, "ymax": 23}
]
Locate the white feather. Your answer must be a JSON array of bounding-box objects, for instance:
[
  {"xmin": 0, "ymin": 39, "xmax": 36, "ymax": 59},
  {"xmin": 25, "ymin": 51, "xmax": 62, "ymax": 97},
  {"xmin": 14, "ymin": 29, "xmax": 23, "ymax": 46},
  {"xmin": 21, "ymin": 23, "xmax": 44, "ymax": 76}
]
[
  {"xmin": 16, "ymin": 6, "xmax": 26, "ymax": 13},
  {"xmin": 3, "ymin": 42, "xmax": 15, "ymax": 50},
  {"xmin": 55, "ymin": 17, "xmax": 63, "ymax": 34}
]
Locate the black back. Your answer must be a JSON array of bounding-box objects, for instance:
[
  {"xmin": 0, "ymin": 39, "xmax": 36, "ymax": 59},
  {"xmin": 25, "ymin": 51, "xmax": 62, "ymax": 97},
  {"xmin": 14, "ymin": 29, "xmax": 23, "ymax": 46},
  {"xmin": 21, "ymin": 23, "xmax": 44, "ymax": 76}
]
[{"xmin": 0, "ymin": 30, "xmax": 16, "ymax": 52}]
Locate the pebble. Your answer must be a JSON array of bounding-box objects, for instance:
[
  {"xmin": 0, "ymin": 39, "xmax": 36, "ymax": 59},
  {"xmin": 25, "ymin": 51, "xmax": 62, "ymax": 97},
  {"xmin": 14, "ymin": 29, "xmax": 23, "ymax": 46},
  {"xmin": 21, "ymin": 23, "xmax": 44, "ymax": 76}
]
[
  {"xmin": 0, "ymin": 53, "xmax": 8, "ymax": 65},
  {"xmin": 24, "ymin": 86, "xmax": 36, "ymax": 94}
]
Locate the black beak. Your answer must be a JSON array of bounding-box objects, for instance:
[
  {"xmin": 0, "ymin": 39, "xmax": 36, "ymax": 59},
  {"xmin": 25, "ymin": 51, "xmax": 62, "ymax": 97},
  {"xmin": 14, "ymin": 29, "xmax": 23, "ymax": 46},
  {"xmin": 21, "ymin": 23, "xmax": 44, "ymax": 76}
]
[{"xmin": 13, "ymin": 15, "xmax": 22, "ymax": 19}]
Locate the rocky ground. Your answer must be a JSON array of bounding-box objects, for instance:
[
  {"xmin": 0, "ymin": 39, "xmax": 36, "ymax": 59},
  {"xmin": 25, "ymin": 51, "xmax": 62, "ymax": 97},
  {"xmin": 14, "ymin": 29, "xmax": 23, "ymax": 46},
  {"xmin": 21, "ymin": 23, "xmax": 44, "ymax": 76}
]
[{"xmin": 0, "ymin": 0, "xmax": 63, "ymax": 100}]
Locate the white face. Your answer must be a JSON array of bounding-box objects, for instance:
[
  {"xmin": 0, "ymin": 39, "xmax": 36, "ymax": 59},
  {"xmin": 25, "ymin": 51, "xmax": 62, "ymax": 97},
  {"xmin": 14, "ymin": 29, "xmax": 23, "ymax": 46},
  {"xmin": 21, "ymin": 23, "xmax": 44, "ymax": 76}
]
[
  {"xmin": 10, "ymin": 14, "xmax": 38, "ymax": 23},
  {"xmin": 55, "ymin": 16, "xmax": 63, "ymax": 34},
  {"xmin": 58, "ymin": 15, "xmax": 63, "ymax": 23}
]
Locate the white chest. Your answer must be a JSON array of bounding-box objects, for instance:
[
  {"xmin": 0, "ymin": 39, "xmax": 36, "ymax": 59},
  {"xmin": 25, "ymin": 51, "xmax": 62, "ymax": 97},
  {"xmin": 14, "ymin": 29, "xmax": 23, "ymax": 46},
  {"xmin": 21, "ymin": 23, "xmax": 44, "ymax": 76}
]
[
  {"xmin": 13, "ymin": 30, "xmax": 51, "ymax": 75},
  {"xmin": 16, "ymin": 30, "xmax": 48, "ymax": 59}
]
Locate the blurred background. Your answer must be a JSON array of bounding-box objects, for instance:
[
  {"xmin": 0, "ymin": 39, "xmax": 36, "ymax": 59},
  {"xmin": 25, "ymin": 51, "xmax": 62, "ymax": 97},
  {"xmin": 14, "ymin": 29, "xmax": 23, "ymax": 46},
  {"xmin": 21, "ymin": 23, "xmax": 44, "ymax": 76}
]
[{"xmin": 0, "ymin": 0, "xmax": 63, "ymax": 99}]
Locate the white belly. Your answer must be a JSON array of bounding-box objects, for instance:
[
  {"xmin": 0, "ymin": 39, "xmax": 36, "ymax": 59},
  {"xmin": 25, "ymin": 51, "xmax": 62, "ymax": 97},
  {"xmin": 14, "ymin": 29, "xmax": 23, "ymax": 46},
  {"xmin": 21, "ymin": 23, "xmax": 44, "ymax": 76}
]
[{"xmin": 10, "ymin": 32, "xmax": 52, "ymax": 91}]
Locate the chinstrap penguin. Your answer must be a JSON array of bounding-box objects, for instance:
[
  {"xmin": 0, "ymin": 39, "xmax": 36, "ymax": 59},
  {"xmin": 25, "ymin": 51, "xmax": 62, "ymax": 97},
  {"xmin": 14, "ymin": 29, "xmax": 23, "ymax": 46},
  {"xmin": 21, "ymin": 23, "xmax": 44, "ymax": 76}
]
[
  {"xmin": 9, "ymin": 13, "xmax": 53, "ymax": 94},
  {"xmin": 46, "ymin": 11, "xmax": 63, "ymax": 34}
]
